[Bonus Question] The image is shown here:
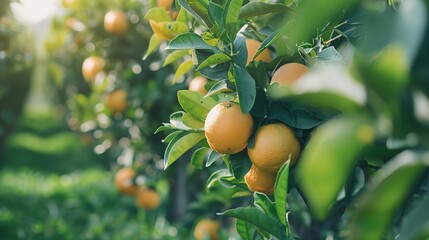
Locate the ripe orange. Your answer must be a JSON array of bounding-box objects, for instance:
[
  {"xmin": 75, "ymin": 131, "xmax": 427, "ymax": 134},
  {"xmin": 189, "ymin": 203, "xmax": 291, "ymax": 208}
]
[
  {"xmin": 244, "ymin": 165, "xmax": 277, "ymax": 195},
  {"xmin": 204, "ymin": 102, "xmax": 254, "ymax": 154},
  {"xmin": 82, "ymin": 56, "xmax": 105, "ymax": 81},
  {"xmin": 105, "ymin": 89, "xmax": 128, "ymax": 113},
  {"xmin": 271, "ymin": 63, "xmax": 309, "ymax": 86},
  {"xmin": 157, "ymin": 0, "xmax": 174, "ymax": 11},
  {"xmin": 104, "ymin": 10, "xmax": 128, "ymax": 35},
  {"xmin": 189, "ymin": 76, "xmax": 208, "ymax": 94},
  {"xmin": 136, "ymin": 187, "xmax": 161, "ymax": 210},
  {"xmin": 194, "ymin": 219, "xmax": 220, "ymax": 240},
  {"xmin": 115, "ymin": 167, "xmax": 137, "ymax": 195},
  {"xmin": 248, "ymin": 123, "xmax": 300, "ymax": 173},
  {"xmin": 245, "ymin": 39, "xmax": 272, "ymax": 65}
]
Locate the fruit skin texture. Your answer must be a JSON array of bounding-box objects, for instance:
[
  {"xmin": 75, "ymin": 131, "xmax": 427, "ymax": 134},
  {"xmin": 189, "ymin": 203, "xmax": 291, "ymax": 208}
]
[
  {"xmin": 189, "ymin": 76, "xmax": 208, "ymax": 94},
  {"xmin": 104, "ymin": 10, "xmax": 128, "ymax": 35},
  {"xmin": 136, "ymin": 187, "xmax": 161, "ymax": 210},
  {"xmin": 157, "ymin": 0, "xmax": 174, "ymax": 10},
  {"xmin": 245, "ymin": 165, "xmax": 277, "ymax": 195},
  {"xmin": 245, "ymin": 39, "xmax": 272, "ymax": 65},
  {"xmin": 82, "ymin": 56, "xmax": 105, "ymax": 81},
  {"xmin": 115, "ymin": 168, "xmax": 137, "ymax": 195},
  {"xmin": 248, "ymin": 123, "xmax": 300, "ymax": 173},
  {"xmin": 271, "ymin": 63, "xmax": 309, "ymax": 86},
  {"xmin": 105, "ymin": 89, "xmax": 128, "ymax": 113},
  {"xmin": 204, "ymin": 102, "xmax": 254, "ymax": 154},
  {"xmin": 194, "ymin": 219, "xmax": 220, "ymax": 240}
]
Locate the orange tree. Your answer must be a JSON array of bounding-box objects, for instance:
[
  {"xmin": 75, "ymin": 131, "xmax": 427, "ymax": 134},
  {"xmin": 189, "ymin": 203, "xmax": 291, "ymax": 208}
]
[
  {"xmin": 0, "ymin": 0, "xmax": 33, "ymax": 149},
  {"xmin": 149, "ymin": 0, "xmax": 429, "ymax": 239}
]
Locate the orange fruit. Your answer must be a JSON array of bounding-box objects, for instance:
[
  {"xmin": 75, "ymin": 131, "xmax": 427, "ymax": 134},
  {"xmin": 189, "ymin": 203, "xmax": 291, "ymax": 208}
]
[
  {"xmin": 271, "ymin": 63, "xmax": 309, "ymax": 86},
  {"xmin": 82, "ymin": 56, "xmax": 105, "ymax": 81},
  {"xmin": 136, "ymin": 187, "xmax": 161, "ymax": 210},
  {"xmin": 104, "ymin": 10, "xmax": 128, "ymax": 35},
  {"xmin": 157, "ymin": 0, "xmax": 174, "ymax": 11},
  {"xmin": 105, "ymin": 89, "xmax": 128, "ymax": 113},
  {"xmin": 194, "ymin": 219, "xmax": 220, "ymax": 240},
  {"xmin": 115, "ymin": 167, "xmax": 137, "ymax": 195},
  {"xmin": 244, "ymin": 165, "xmax": 277, "ymax": 195},
  {"xmin": 245, "ymin": 39, "xmax": 272, "ymax": 65},
  {"xmin": 189, "ymin": 76, "xmax": 208, "ymax": 94},
  {"xmin": 248, "ymin": 123, "xmax": 300, "ymax": 173},
  {"xmin": 204, "ymin": 102, "xmax": 254, "ymax": 154}
]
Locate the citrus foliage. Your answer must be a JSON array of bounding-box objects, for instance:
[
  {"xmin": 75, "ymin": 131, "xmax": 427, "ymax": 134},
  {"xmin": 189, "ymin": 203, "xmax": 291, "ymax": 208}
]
[{"xmin": 150, "ymin": 0, "xmax": 429, "ymax": 239}]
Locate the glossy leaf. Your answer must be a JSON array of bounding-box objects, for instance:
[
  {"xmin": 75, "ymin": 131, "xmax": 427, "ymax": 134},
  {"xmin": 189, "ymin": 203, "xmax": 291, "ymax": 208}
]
[
  {"xmin": 223, "ymin": 0, "xmax": 244, "ymax": 39},
  {"xmin": 298, "ymin": 116, "xmax": 372, "ymax": 220},
  {"xmin": 191, "ymin": 147, "xmax": 209, "ymax": 169},
  {"xmin": 233, "ymin": 36, "xmax": 247, "ymax": 68},
  {"xmin": 173, "ymin": 59, "xmax": 193, "ymax": 84},
  {"xmin": 205, "ymin": 80, "xmax": 234, "ymax": 97},
  {"xmin": 275, "ymin": 161, "xmax": 290, "ymax": 226},
  {"xmin": 208, "ymin": 2, "xmax": 223, "ymax": 27},
  {"xmin": 349, "ymin": 150, "xmax": 428, "ymax": 240},
  {"xmin": 229, "ymin": 149, "xmax": 252, "ymax": 179},
  {"xmin": 196, "ymin": 53, "xmax": 232, "ymax": 71},
  {"xmin": 177, "ymin": 90, "xmax": 217, "ymax": 121},
  {"xmin": 233, "ymin": 64, "xmax": 256, "ymax": 114},
  {"xmin": 254, "ymin": 192, "xmax": 277, "ymax": 219},
  {"xmin": 166, "ymin": 33, "xmax": 219, "ymax": 51},
  {"xmin": 164, "ymin": 132, "xmax": 205, "ymax": 169},
  {"xmin": 219, "ymin": 207, "xmax": 282, "ymax": 238},
  {"xmin": 206, "ymin": 149, "xmax": 222, "ymax": 167}
]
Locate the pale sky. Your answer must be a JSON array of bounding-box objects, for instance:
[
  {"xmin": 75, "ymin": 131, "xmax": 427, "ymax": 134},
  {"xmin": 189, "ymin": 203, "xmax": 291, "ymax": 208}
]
[{"xmin": 11, "ymin": 0, "xmax": 62, "ymax": 25}]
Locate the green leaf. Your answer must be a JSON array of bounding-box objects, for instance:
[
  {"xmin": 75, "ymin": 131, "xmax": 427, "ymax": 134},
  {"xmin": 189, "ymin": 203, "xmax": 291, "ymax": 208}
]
[
  {"xmin": 233, "ymin": 64, "xmax": 256, "ymax": 114},
  {"xmin": 223, "ymin": 0, "xmax": 244, "ymax": 40},
  {"xmin": 173, "ymin": 59, "xmax": 194, "ymax": 84},
  {"xmin": 196, "ymin": 53, "xmax": 232, "ymax": 71},
  {"xmin": 206, "ymin": 169, "xmax": 232, "ymax": 189},
  {"xmin": 233, "ymin": 36, "xmax": 247, "ymax": 68},
  {"xmin": 206, "ymin": 149, "xmax": 222, "ymax": 167},
  {"xmin": 177, "ymin": 0, "xmax": 212, "ymax": 28},
  {"xmin": 349, "ymin": 150, "xmax": 428, "ymax": 240},
  {"xmin": 163, "ymin": 50, "xmax": 190, "ymax": 67},
  {"xmin": 162, "ymin": 130, "xmax": 183, "ymax": 143},
  {"xmin": 274, "ymin": 161, "xmax": 290, "ymax": 226},
  {"xmin": 219, "ymin": 207, "xmax": 282, "ymax": 238},
  {"xmin": 170, "ymin": 111, "xmax": 193, "ymax": 130},
  {"xmin": 143, "ymin": 35, "xmax": 161, "ymax": 60},
  {"xmin": 196, "ymin": 50, "xmax": 229, "ymax": 80},
  {"xmin": 191, "ymin": 147, "xmax": 209, "ymax": 169},
  {"xmin": 177, "ymin": 90, "xmax": 217, "ymax": 121},
  {"xmin": 240, "ymin": 2, "xmax": 293, "ymax": 18},
  {"xmin": 154, "ymin": 124, "xmax": 175, "ymax": 134},
  {"xmin": 254, "ymin": 192, "xmax": 277, "ymax": 219},
  {"xmin": 144, "ymin": 7, "xmax": 172, "ymax": 22},
  {"xmin": 236, "ymin": 219, "xmax": 254, "ymax": 240},
  {"xmin": 229, "ymin": 149, "xmax": 252, "ymax": 179},
  {"xmin": 164, "ymin": 132, "xmax": 206, "ymax": 169},
  {"xmin": 208, "ymin": 2, "xmax": 223, "ymax": 27},
  {"xmin": 166, "ymin": 33, "xmax": 219, "ymax": 51},
  {"xmin": 206, "ymin": 80, "xmax": 234, "ymax": 97},
  {"xmin": 182, "ymin": 113, "xmax": 205, "ymax": 129},
  {"xmin": 398, "ymin": 195, "xmax": 429, "ymax": 240},
  {"xmin": 298, "ymin": 116, "xmax": 372, "ymax": 220}
]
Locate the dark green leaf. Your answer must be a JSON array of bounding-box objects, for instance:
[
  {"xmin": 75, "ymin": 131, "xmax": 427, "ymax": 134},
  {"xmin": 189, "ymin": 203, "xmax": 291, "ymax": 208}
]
[
  {"xmin": 219, "ymin": 207, "xmax": 282, "ymax": 238},
  {"xmin": 236, "ymin": 219, "xmax": 254, "ymax": 240},
  {"xmin": 208, "ymin": 2, "xmax": 223, "ymax": 27},
  {"xmin": 196, "ymin": 53, "xmax": 232, "ymax": 71},
  {"xmin": 177, "ymin": 0, "xmax": 212, "ymax": 28},
  {"xmin": 206, "ymin": 149, "xmax": 222, "ymax": 167},
  {"xmin": 398, "ymin": 195, "xmax": 429, "ymax": 240},
  {"xmin": 233, "ymin": 64, "xmax": 256, "ymax": 114},
  {"xmin": 233, "ymin": 36, "xmax": 247, "ymax": 68},
  {"xmin": 166, "ymin": 33, "xmax": 219, "ymax": 51},
  {"xmin": 229, "ymin": 149, "xmax": 252, "ymax": 179},
  {"xmin": 223, "ymin": 0, "xmax": 244, "ymax": 39}
]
